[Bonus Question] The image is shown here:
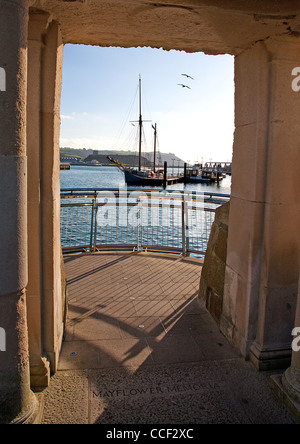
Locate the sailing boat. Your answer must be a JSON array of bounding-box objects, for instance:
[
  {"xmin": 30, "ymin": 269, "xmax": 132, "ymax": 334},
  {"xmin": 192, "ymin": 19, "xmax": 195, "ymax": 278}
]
[{"xmin": 108, "ymin": 75, "xmax": 167, "ymax": 186}]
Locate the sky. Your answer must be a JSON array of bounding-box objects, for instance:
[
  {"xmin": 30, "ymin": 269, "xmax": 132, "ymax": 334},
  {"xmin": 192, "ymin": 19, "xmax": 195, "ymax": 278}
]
[{"xmin": 60, "ymin": 45, "xmax": 235, "ymax": 164}]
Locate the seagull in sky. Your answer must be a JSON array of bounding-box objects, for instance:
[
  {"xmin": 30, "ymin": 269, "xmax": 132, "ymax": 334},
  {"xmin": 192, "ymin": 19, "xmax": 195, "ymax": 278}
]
[
  {"xmin": 178, "ymin": 84, "xmax": 191, "ymax": 89},
  {"xmin": 182, "ymin": 74, "xmax": 194, "ymax": 80}
]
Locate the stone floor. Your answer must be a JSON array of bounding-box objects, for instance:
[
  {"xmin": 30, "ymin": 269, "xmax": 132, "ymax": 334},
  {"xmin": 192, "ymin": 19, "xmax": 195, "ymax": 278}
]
[{"xmin": 41, "ymin": 252, "xmax": 295, "ymax": 424}]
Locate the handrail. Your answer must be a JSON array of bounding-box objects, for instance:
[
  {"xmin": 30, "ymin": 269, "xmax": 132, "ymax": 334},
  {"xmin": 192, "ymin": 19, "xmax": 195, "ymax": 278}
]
[
  {"xmin": 60, "ymin": 188, "xmax": 230, "ymax": 257},
  {"xmin": 61, "ymin": 187, "xmax": 230, "ymax": 198}
]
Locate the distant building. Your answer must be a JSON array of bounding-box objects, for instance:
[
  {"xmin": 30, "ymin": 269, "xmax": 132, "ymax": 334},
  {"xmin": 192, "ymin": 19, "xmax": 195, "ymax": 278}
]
[{"xmin": 86, "ymin": 159, "xmax": 100, "ymax": 165}]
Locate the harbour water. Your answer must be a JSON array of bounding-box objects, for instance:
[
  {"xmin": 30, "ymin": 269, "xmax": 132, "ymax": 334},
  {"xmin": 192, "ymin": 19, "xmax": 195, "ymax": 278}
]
[
  {"xmin": 60, "ymin": 165, "xmax": 232, "ymax": 194},
  {"xmin": 60, "ymin": 165, "xmax": 231, "ymax": 258}
]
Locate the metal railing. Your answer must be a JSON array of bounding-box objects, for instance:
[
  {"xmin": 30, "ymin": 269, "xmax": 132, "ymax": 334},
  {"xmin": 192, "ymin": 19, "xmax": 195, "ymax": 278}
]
[{"xmin": 60, "ymin": 188, "xmax": 230, "ymax": 257}]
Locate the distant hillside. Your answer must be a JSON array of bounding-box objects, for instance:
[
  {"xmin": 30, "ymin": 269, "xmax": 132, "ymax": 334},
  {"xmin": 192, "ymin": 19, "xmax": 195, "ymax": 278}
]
[
  {"xmin": 84, "ymin": 153, "xmax": 152, "ymax": 168},
  {"xmin": 60, "ymin": 147, "xmax": 93, "ymax": 157},
  {"xmin": 60, "ymin": 148, "xmax": 185, "ymax": 166}
]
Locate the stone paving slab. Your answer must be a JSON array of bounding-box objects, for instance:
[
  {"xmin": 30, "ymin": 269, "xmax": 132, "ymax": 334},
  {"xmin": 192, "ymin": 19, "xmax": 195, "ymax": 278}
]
[
  {"xmin": 41, "ymin": 253, "xmax": 296, "ymax": 424},
  {"xmin": 42, "ymin": 361, "xmax": 295, "ymax": 424}
]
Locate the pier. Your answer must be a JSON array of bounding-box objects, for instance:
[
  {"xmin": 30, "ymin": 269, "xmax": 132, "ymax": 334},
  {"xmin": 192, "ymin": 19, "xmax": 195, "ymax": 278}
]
[
  {"xmin": 200, "ymin": 162, "xmax": 231, "ymax": 184},
  {"xmin": 60, "ymin": 163, "xmax": 70, "ymax": 170},
  {"xmin": 203, "ymin": 162, "xmax": 232, "ymax": 175}
]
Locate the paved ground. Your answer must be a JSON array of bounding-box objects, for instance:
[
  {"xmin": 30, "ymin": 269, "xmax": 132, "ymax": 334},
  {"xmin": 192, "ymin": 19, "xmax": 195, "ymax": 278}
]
[{"xmin": 41, "ymin": 253, "xmax": 295, "ymax": 424}]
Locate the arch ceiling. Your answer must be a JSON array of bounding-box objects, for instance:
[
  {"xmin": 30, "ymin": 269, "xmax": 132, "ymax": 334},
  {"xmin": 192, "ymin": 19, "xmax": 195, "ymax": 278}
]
[{"xmin": 29, "ymin": 0, "xmax": 300, "ymax": 54}]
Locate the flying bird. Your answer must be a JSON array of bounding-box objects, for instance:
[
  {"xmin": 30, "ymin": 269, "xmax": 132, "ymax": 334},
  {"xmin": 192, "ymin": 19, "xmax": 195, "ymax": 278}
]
[
  {"xmin": 182, "ymin": 74, "xmax": 194, "ymax": 80},
  {"xmin": 178, "ymin": 84, "xmax": 191, "ymax": 89}
]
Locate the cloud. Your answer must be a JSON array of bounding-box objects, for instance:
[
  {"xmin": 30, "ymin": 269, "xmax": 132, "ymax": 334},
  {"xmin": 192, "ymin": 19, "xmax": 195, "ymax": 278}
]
[
  {"xmin": 61, "ymin": 114, "xmax": 75, "ymax": 120},
  {"xmin": 60, "ymin": 136, "xmax": 116, "ymax": 150}
]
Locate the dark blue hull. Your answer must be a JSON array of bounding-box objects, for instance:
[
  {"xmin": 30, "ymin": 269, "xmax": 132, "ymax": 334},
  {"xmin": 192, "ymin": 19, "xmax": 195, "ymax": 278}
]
[{"xmin": 124, "ymin": 170, "xmax": 164, "ymax": 186}]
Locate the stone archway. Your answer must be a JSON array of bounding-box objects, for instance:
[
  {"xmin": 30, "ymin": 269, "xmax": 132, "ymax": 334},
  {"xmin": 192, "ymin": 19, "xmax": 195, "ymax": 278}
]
[{"xmin": 0, "ymin": 0, "xmax": 299, "ymax": 424}]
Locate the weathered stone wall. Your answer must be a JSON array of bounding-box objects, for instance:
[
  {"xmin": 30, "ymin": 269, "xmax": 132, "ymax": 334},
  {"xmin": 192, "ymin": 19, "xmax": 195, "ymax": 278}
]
[{"xmin": 199, "ymin": 202, "xmax": 230, "ymax": 325}]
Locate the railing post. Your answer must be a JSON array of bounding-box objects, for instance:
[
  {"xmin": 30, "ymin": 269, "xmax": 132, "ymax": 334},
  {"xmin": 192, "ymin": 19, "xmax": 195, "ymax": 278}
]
[
  {"xmin": 181, "ymin": 199, "xmax": 186, "ymax": 256},
  {"xmin": 93, "ymin": 198, "xmax": 99, "ymax": 252},
  {"xmin": 137, "ymin": 194, "xmax": 142, "ymax": 253},
  {"xmin": 89, "ymin": 197, "xmax": 96, "ymax": 252},
  {"xmin": 185, "ymin": 200, "xmax": 190, "ymax": 256},
  {"xmin": 140, "ymin": 198, "xmax": 143, "ymax": 253}
]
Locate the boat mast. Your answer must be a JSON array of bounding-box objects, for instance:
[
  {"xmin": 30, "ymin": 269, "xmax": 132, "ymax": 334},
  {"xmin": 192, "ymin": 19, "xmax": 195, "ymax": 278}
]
[
  {"xmin": 135, "ymin": 74, "xmax": 151, "ymax": 171},
  {"xmin": 138, "ymin": 74, "xmax": 142, "ymax": 171}
]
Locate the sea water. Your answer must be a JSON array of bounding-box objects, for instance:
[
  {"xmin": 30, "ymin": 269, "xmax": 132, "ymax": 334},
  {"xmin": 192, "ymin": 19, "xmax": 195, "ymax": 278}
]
[
  {"xmin": 60, "ymin": 165, "xmax": 231, "ymax": 256},
  {"xmin": 60, "ymin": 165, "xmax": 232, "ymax": 194}
]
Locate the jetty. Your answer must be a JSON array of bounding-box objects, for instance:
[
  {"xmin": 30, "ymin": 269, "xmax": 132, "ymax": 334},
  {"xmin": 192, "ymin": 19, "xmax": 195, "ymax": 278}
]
[
  {"xmin": 60, "ymin": 163, "xmax": 70, "ymax": 170},
  {"xmin": 201, "ymin": 162, "xmax": 231, "ymax": 183}
]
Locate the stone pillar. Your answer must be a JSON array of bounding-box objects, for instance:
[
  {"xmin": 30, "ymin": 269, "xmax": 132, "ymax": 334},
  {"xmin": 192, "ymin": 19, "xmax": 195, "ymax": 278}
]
[
  {"xmin": 282, "ymin": 290, "xmax": 300, "ymax": 404},
  {"xmin": 27, "ymin": 11, "xmax": 51, "ymax": 389},
  {"xmin": 270, "ymin": 272, "xmax": 300, "ymax": 421},
  {"xmin": 41, "ymin": 21, "xmax": 64, "ymax": 374},
  {"xmin": 221, "ymin": 36, "xmax": 300, "ymax": 370},
  {"xmin": 0, "ymin": 0, "xmax": 40, "ymax": 423}
]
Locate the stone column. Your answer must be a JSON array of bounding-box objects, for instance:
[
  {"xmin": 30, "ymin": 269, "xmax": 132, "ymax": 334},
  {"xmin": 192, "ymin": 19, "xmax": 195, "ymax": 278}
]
[
  {"xmin": 27, "ymin": 11, "xmax": 51, "ymax": 389},
  {"xmin": 282, "ymin": 290, "xmax": 300, "ymax": 404},
  {"xmin": 0, "ymin": 0, "xmax": 40, "ymax": 423},
  {"xmin": 271, "ymin": 272, "xmax": 300, "ymax": 421},
  {"xmin": 41, "ymin": 21, "xmax": 64, "ymax": 374},
  {"xmin": 221, "ymin": 36, "xmax": 300, "ymax": 370}
]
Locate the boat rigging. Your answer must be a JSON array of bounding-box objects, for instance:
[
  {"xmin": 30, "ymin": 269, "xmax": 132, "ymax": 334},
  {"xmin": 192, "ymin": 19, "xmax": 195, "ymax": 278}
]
[{"xmin": 108, "ymin": 75, "xmax": 183, "ymax": 186}]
